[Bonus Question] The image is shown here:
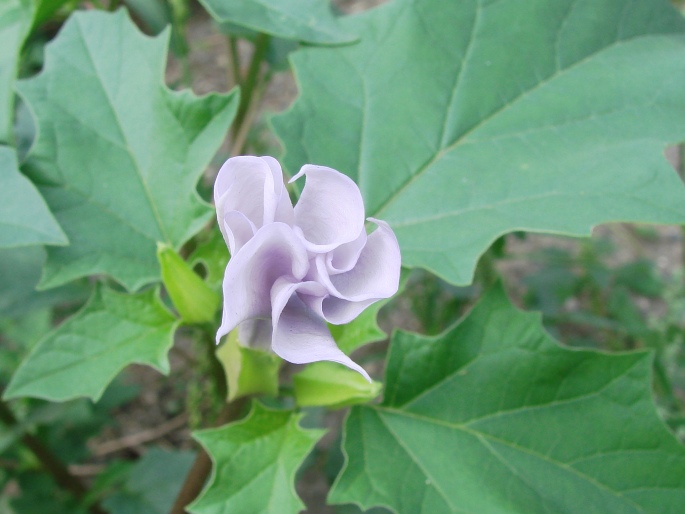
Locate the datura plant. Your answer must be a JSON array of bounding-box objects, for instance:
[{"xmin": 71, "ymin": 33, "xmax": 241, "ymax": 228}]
[{"xmin": 1, "ymin": 1, "xmax": 685, "ymax": 513}]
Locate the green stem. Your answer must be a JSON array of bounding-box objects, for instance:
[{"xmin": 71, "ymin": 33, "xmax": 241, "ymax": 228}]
[
  {"xmin": 226, "ymin": 36, "xmax": 242, "ymax": 89},
  {"xmin": 235, "ymin": 33, "xmax": 270, "ymax": 131},
  {"xmin": 0, "ymin": 398, "xmax": 106, "ymax": 514}
]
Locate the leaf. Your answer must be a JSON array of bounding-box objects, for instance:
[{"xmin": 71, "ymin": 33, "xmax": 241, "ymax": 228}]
[
  {"xmin": 189, "ymin": 402, "xmax": 324, "ymax": 514},
  {"xmin": 4, "ymin": 284, "xmax": 179, "ymax": 402},
  {"xmin": 273, "ymin": 0, "xmax": 685, "ymax": 286},
  {"xmin": 0, "ymin": 0, "xmax": 32, "ymax": 143},
  {"xmin": 329, "ymin": 285, "xmax": 685, "ymax": 513},
  {"xmin": 187, "ymin": 226, "xmax": 229, "ymax": 292},
  {"xmin": 198, "ymin": 0, "xmax": 357, "ymax": 44},
  {"xmin": 330, "ymin": 300, "xmax": 387, "ymax": 355},
  {"xmin": 101, "ymin": 448, "xmax": 196, "ymax": 514},
  {"xmin": 0, "ymin": 245, "xmax": 89, "ymax": 319},
  {"xmin": 18, "ymin": 9, "xmax": 239, "ymax": 291},
  {"xmin": 0, "ymin": 146, "xmax": 66, "ymax": 247}
]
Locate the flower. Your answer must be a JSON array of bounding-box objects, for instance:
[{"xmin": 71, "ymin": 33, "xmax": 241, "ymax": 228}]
[{"xmin": 214, "ymin": 156, "xmax": 401, "ymax": 381}]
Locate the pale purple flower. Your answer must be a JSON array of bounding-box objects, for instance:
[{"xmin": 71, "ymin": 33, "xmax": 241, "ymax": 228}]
[{"xmin": 214, "ymin": 156, "xmax": 401, "ymax": 381}]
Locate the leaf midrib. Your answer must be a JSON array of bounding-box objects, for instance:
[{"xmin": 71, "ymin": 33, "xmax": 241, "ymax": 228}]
[{"xmin": 371, "ymin": 30, "xmax": 664, "ymax": 219}]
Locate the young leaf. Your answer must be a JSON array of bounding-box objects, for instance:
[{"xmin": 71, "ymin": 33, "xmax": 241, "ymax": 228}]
[
  {"xmin": 198, "ymin": 0, "xmax": 356, "ymax": 44},
  {"xmin": 273, "ymin": 0, "xmax": 685, "ymax": 286},
  {"xmin": 189, "ymin": 402, "xmax": 324, "ymax": 514},
  {"xmin": 0, "ymin": 146, "xmax": 66, "ymax": 247},
  {"xmin": 329, "ymin": 285, "xmax": 685, "ymax": 513},
  {"xmin": 18, "ymin": 9, "xmax": 239, "ymax": 291},
  {"xmin": 4, "ymin": 284, "xmax": 179, "ymax": 402}
]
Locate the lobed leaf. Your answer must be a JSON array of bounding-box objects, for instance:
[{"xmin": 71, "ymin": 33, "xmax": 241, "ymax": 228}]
[
  {"xmin": 330, "ymin": 285, "xmax": 685, "ymax": 513},
  {"xmin": 189, "ymin": 402, "xmax": 324, "ymax": 514},
  {"xmin": 4, "ymin": 284, "xmax": 179, "ymax": 402},
  {"xmin": 18, "ymin": 9, "xmax": 238, "ymax": 291},
  {"xmin": 273, "ymin": 0, "xmax": 685, "ymax": 285}
]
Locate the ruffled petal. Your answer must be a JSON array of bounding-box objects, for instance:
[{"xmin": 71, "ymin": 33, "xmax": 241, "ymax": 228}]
[
  {"xmin": 326, "ymin": 228, "xmax": 367, "ymax": 275},
  {"xmin": 237, "ymin": 318, "xmax": 272, "ymax": 352},
  {"xmin": 262, "ymin": 156, "xmax": 295, "ymax": 226},
  {"xmin": 290, "ymin": 165, "xmax": 365, "ymax": 253},
  {"xmin": 222, "ymin": 211, "xmax": 256, "ymax": 255},
  {"xmin": 216, "ymin": 223, "xmax": 309, "ymax": 343},
  {"xmin": 306, "ymin": 219, "xmax": 401, "ymax": 324},
  {"xmin": 270, "ymin": 278, "xmax": 371, "ymax": 381}
]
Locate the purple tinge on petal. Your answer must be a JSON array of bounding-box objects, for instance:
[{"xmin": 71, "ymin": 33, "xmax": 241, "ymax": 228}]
[
  {"xmin": 216, "ymin": 223, "xmax": 309, "ymax": 343},
  {"xmin": 325, "ymin": 228, "xmax": 367, "ymax": 275},
  {"xmin": 290, "ymin": 165, "xmax": 365, "ymax": 253},
  {"xmin": 237, "ymin": 319, "xmax": 272, "ymax": 352},
  {"xmin": 306, "ymin": 219, "xmax": 401, "ymax": 324},
  {"xmin": 270, "ymin": 277, "xmax": 371, "ymax": 382},
  {"xmin": 215, "ymin": 157, "xmax": 294, "ymax": 252},
  {"xmin": 222, "ymin": 211, "xmax": 256, "ymax": 255}
]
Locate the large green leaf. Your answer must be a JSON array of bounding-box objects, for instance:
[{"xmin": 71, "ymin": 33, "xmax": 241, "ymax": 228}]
[
  {"xmin": 198, "ymin": 0, "xmax": 356, "ymax": 44},
  {"xmin": 189, "ymin": 402, "xmax": 324, "ymax": 514},
  {"xmin": 0, "ymin": 0, "xmax": 32, "ymax": 143},
  {"xmin": 0, "ymin": 146, "xmax": 65, "ymax": 247},
  {"xmin": 273, "ymin": 0, "xmax": 685, "ymax": 286},
  {"xmin": 4, "ymin": 284, "xmax": 179, "ymax": 401},
  {"xmin": 18, "ymin": 9, "xmax": 238, "ymax": 291},
  {"xmin": 329, "ymin": 285, "xmax": 685, "ymax": 513}
]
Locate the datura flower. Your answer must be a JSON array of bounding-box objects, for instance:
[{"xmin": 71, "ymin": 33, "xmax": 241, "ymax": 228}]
[{"xmin": 214, "ymin": 156, "xmax": 401, "ymax": 381}]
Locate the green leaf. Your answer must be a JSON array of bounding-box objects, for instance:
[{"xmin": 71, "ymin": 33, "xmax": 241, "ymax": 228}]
[
  {"xmin": 189, "ymin": 402, "xmax": 324, "ymax": 514},
  {"xmin": 4, "ymin": 284, "xmax": 179, "ymax": 401},
  {"xmin": 273, "ymin": 0, "xmax": 685, "ymax": 286},
  {"xmin": 187, "ymin": 226, "xmax": 229, "ymax": 292},
  {"xmin": 18, "ymin": 9, "xmax": 239, "ymax": 291},
  {"xmin": 101, "ymin": 448, "xmax": 195, "ymax": 514},
  {"xmin": 0, "ymin": 146, "xmax": 66, "ymax": 247},
  {"xmin": 330, "ymin": 285, "xmax": 685, "ymax": 513},
  {"xmin": 0, "ymin": 0, "xmax": 32, "ymax": 143},
  {"xmin": 294, "ymin": 362, "xmax": 382, "ymax": 408},
  {"xmin": 157, "ymin": 242, "xmax": 219, "ymax": 324},
  {"xmin": 0, "ymin": 245, "xmax": 89, "ymax": 319},
  {"xmin": 198, "ymin": 0, "xmax": 357, "ymax": 44}
]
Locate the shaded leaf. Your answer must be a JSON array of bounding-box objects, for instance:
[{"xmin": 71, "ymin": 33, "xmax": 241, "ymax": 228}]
[
  {"xmin": 4, "ymin": 284, "xmax": 179, "ymax": 402},
  {"xmin": 18, "ymin": 9, "xmax": 238, "ymax": 291},
  {"xmin": 189, "ymin": 402, "xmax": 324, "ymax": 514},
  {"xmin": 102, "ymin": 448, "xmax": 195, "ymax": 514},
  {"xmin": 199, "ymin": 0, "xmax": 356, "ymax": 44},
  {"xmin": 274, "ymin": 0, "xmax": 685, "ymax": 285},
  {"xmin": 0, "ymin": 146, "xmax": 66, "ymax": 247},
  {"xmin": 330, "ymin": 285, "xmax": 685, "ymax": 513}
]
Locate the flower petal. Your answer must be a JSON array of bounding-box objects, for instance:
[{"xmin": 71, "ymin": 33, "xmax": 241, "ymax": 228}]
[
  {"xmin": 270, "ymin": 278, "xmax": 371, "ymax": 381},
  {"xmin": 222, "ymin": 211, "xmax": 256, "ymax": 255},
  {"xmin": 215, "ymin": 157, "xmax": 294, "ymax": 251},
  {"xmin": 216, "ymin": 223, "xmax": 309, "ymax": 343},
  {"xmin": 306, "ymin": 219, "xmax": 401, "ymax": 324},
  {"xmin": 325, "ymin": 228, "xmax": 367, "ymax": 274},
  {"xmin": 290, "ymin": 165, "xmax": 365, "ymax": 253}
]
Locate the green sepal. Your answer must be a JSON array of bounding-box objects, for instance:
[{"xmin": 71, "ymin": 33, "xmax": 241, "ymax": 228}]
[
  {"xmin": 293, "ymin": 362, "xmax": 382, "ymax": 408},
  {"xmin": 157, "ymin": 242, "xmax": 219, "ymax": 324},
  {"xmin": 217, "ymin": 329, "xmax": 281, "ymax": 401}
]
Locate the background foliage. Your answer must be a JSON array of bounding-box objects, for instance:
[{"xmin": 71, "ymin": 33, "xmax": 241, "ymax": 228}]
[{"xmin": 1, "ymin": 0, "xmax": 685, "ymax": 513}]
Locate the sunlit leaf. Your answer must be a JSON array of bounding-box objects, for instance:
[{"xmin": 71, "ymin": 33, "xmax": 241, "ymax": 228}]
[
  {"xmin": 330, "ymin": 285, "xmax": 685, "ymax": 513},
  {"xmin": 274, "ymin": 0, "xmax": 685, "ymax": 285},
  {"xmin": 190, "ymin": 402, "xmax": 324, "ymax": 514}
]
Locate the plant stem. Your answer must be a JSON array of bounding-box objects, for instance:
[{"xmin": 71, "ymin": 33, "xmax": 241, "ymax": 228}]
[
  {"xmin": 235, "ymin": 33, "xmax": 270, "ymax": 132},
  {"xmin": 0, "ymin": 398, "xmax": 106, "ymax": 514},
  {"xmin": 169, "ymin": 397, "xmax": 249, "ymax": 514},
  {"xmin": 226, "ymin": 36, "xmax": 242, "ymax": 89},
  {"xmin": 231, "ymin": 70, "xmax": 268, "ymax": 157}
]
